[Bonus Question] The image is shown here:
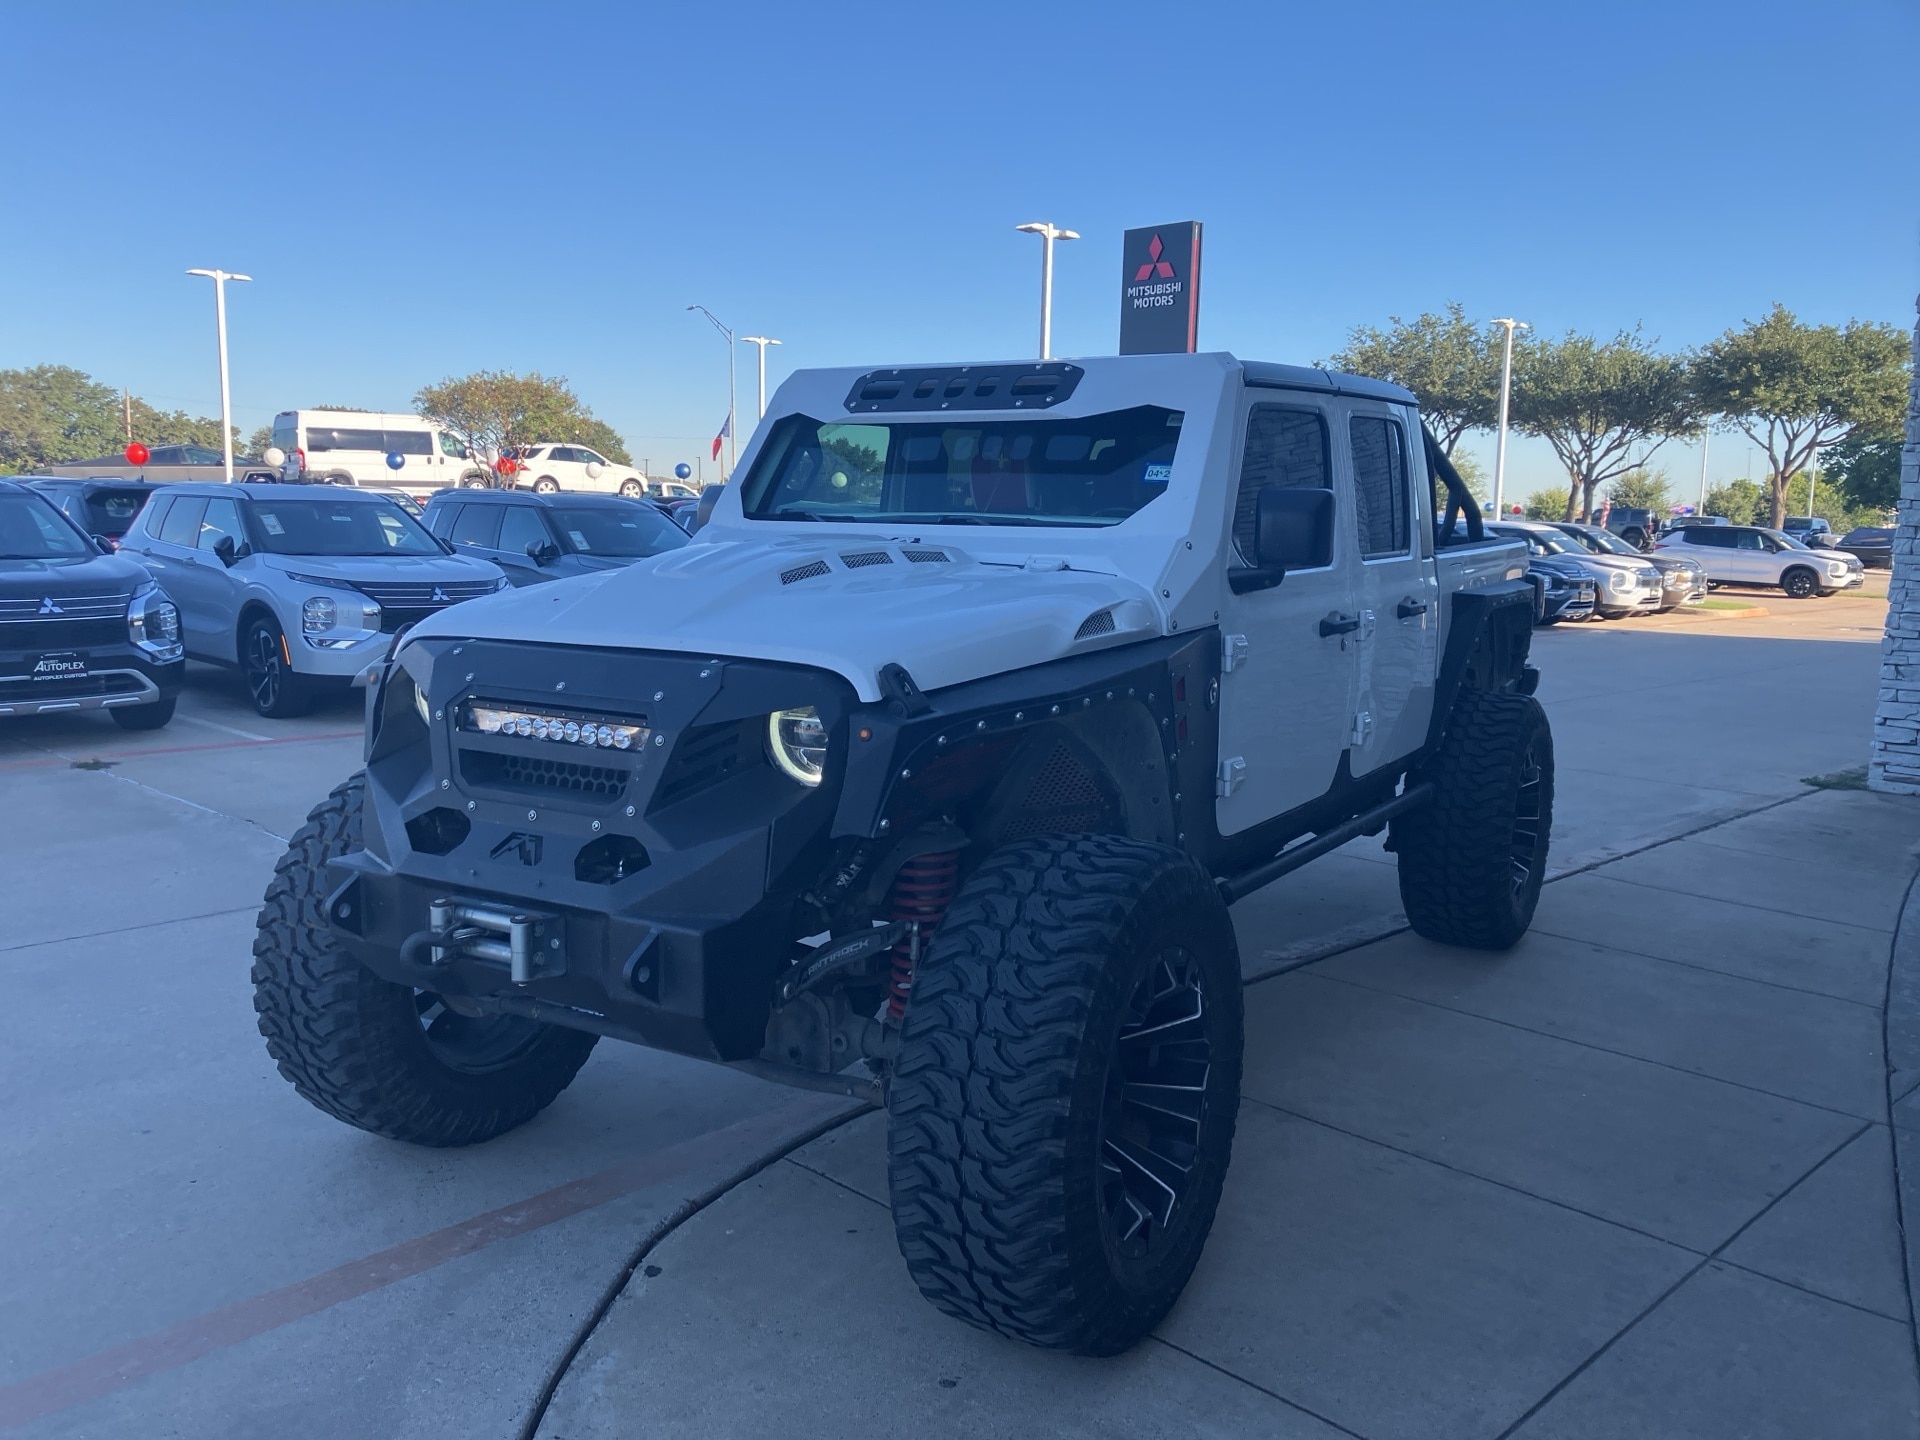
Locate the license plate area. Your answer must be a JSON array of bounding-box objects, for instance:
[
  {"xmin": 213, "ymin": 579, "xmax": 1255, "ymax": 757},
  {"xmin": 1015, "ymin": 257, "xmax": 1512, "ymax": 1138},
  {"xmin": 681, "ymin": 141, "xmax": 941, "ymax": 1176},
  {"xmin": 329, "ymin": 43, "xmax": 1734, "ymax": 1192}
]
[{"xmin": 32, "ymin": 652, "xmax": 87, "ymax": 681}]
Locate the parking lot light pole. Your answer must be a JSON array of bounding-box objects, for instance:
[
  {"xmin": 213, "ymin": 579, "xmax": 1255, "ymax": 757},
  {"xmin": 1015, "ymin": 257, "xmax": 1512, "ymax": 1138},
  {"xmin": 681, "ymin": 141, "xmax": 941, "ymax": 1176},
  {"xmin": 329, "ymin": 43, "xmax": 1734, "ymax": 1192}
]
[
  {"xmin": 1697, "ymin": 429, "xmax": 1711, "ymax": 516},
  {"xmin": 186, "ymin": 268, "xmax": 251, "ymax": 481},
  {"xmin": 1015, "ymin": 222, "xmax": 1078, "ymax": 360},
  {"xmin": 741, "ymin": 336, "xmax": 782, "ymax": 419},
  {"xmin": 1490, "ymin": 317, "xmax": 1528, "ymax": 519},
  {"xmin": 688, "ymin": 305, "xmax": 737, "ymax": 477}
]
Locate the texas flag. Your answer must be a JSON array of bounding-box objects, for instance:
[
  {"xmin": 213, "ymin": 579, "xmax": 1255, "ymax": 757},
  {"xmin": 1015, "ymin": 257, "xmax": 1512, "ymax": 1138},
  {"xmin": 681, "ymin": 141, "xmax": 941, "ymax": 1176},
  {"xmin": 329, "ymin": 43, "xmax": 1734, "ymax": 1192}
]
[{"xmin": 711, "ymin": 411, "xmax": 732, "ymax": 461}]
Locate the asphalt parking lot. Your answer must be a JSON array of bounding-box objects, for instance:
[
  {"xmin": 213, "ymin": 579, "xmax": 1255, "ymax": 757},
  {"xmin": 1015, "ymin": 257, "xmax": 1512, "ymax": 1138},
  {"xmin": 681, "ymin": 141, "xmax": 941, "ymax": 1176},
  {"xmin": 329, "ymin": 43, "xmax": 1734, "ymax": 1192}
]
[{"xmin": 1, "ymin": 583, "xmax": 1910, "ymax": 1439}]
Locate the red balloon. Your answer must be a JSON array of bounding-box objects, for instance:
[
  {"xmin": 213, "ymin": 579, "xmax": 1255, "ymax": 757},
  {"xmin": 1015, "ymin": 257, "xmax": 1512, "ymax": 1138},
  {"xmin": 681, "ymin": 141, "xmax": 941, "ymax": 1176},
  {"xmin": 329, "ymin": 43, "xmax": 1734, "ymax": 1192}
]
[
  {"xmin": 125, "ymin": 442, "xmax": 151, "ymax": 466},
  {"xmin": 495, "ymin": 456, "xmax": 519, "ymax": 476}
]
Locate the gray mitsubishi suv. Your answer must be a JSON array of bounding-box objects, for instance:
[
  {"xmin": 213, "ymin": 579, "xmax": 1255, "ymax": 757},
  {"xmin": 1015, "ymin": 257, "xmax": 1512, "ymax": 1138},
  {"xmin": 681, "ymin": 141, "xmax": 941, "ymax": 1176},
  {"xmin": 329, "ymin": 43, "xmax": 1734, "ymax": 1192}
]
[{"xmin": 121, "ymin": 484, "xmax": 506, "ymax": 717}]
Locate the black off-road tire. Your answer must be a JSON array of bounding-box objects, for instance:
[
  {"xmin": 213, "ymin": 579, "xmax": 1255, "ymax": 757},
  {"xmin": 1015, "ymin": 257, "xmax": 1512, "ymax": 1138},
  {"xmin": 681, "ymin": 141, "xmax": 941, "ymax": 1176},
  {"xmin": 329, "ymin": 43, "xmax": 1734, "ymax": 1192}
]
[
  {"xmin": 251, "ymin": 773, "xmax": 597, "ymax": 1145},
  {"xmin": 1394, "ymin": 689, "xmax": 1554, "ymax": 950},
  {"xmin": 887, "ymin": 834, "xmax": 1243, "ymax": 1355}
]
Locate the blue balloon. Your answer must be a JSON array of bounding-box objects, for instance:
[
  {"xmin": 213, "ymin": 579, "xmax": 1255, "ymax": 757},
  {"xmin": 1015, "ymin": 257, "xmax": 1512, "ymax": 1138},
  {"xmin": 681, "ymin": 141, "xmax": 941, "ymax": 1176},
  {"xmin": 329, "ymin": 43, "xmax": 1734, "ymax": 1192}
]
[
  {"xmin": 386, "ymin": 451, "xmax": 405, "ymax": 470},
  {"xmin": 673, "ymin": 462, "xmax": 692, "ymax": 480}
]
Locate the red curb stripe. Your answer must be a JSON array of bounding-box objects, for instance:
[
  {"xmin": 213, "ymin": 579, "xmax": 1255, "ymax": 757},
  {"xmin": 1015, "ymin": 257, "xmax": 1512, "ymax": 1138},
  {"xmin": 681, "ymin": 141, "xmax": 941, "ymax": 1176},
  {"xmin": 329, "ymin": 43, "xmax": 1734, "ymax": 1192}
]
[{"xmin": 0, "ymin": 1097, "xmax": 837, "ymax": 1430}]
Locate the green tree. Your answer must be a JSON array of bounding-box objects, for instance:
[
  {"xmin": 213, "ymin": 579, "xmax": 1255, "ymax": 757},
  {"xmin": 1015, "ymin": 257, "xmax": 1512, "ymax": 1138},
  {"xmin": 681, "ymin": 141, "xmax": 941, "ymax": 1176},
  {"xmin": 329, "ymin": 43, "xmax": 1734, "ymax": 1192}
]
[
  {"xmin": 413, "ymin": 371, "xmax": 631, "ymax": 468},
  {"xmin": 1511, "ymin": 329, "xmax": 1699, "ymax": 522},
  {"xmin": 0, "ymin": 365, "xmax": 230, "ymax": 472},
  {"xmin": 1702, "ymin": 478, "xmax": 1766, "ymax": 525},
  {"xmin": 1692, "ymin": 305, "xmax": 1908, "ymax": 528},
  {"xmin": 1606, "ymin": 466, "xmax": 1672, "ymax": 513},
  {"xmin": 1523, "ymin": 486, "xmax": 1571, "ymax": 520},
  {"xmin": 1819, "ymin": 431, "xmax": 1902, "ymax": 514},
  {"xmin": 1326, "ymin": 302, "xmax": 1500, "ymax": 454}
]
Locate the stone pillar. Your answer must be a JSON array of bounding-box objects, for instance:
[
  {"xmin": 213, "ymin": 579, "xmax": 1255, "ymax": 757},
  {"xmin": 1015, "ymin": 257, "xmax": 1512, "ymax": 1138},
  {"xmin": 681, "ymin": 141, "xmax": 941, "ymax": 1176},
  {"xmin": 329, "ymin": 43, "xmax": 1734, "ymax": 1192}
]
[{"xmin": 1869, "ymin": 295, "xmax": 1920, "ymax": 793}]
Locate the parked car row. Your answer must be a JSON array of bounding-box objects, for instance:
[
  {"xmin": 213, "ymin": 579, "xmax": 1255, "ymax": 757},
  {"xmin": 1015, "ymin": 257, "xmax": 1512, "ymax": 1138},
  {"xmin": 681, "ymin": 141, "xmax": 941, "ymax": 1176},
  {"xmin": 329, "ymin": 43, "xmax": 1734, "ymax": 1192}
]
[
  {"xmin": 0, "ymin": 475, "xmax": 708, "ymax": 727},
  {"xmin": 1655, "ymin": 524, "xmax": 1865, "ymax": 598}
]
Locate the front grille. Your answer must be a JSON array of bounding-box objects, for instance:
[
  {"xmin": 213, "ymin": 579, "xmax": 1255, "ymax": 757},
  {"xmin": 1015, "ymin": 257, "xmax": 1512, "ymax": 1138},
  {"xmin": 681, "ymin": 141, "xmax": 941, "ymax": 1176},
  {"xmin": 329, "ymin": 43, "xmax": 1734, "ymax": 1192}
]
[
  {"xmin": 355, "ymin": 580, "xmax": 498, "ymax": 608},
  {"xmin": 379, "ymin": 606, "xmax": 440, "ymax": 634},
  {"xmin": 459, "ymin": 749, "xmax": 630, "ymax": 800},
  {"xmin": 0, "ymin": 671, "xmax": 145, "ymax": 703},
  {"xmin": 0, "ymin": 593, "xmax": 128, "ymax": 623},
  {"xmin": 0, "ymin": 618, "xmax": 125, "ymax": 651}
]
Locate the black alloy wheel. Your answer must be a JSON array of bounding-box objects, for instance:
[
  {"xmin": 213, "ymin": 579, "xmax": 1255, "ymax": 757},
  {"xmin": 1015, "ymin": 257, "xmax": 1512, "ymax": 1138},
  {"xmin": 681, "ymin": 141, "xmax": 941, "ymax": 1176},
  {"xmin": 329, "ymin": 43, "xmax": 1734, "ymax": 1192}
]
[
  {"xmin": 1781, "ymin": 567, "xmax": 1818, "ymax": 600},
  {"xmin": 1097, "ymin": 947, "xmax": 1214, "ymax": 1264},
  {"xmin": 243, "ymin": 616, "xmax": 311, "ymax": 718},
  {"xmin": 412, "ymin": 991, "xmax": 546, "ymax": 1073}
]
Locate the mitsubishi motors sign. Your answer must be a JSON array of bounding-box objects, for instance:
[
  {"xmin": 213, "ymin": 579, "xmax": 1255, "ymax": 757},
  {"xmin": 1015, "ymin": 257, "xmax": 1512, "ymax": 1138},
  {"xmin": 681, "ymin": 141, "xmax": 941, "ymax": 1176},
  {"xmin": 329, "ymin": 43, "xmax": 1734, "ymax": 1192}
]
[{"xmin": 1120, "ymin": 222, "xmax": 1202, "ymax": 354}]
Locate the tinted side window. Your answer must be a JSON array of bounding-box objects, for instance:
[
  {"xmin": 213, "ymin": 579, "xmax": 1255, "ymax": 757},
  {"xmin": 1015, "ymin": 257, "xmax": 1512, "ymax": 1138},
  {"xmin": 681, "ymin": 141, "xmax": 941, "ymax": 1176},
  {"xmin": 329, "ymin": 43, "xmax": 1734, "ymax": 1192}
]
[
  {"xmin": 1234, "ymin": 404, "xmax": 1330, "ymax": 564},
  {"xmin": 426, "ymin": 503, "xmax": 459, "ymax": 539},
  {"xmin": 1683, "ymin": 528, "xmax": 1730, "ymax": 548},
  {"xmin": 157, "ymin": 497, "xmax": 207, "ymax": 547},
  {"xmin": 1350, "ymin": 416, "xmax": 1409, "ymax": 559},
  {"xmin": 498, "ymin": 505, "xmax": 551, "ymax": 555},
  {"xmin": 198, "ymin": 497, "xmax": 243, "ymax": 550},
  {"xmin": 449, "ymin": 504, "xmax": 502, "ymax": 549},
  {"xmin": 384, "ymin": 430, "xmax": 432, "ymax": 456},
  {"xmin": 307, "ymin": 428, "xmax": 387, "ymax": 452},
  {"xmin": 141, "ymin": 496, "xmax": 174, "ymax": 538}
]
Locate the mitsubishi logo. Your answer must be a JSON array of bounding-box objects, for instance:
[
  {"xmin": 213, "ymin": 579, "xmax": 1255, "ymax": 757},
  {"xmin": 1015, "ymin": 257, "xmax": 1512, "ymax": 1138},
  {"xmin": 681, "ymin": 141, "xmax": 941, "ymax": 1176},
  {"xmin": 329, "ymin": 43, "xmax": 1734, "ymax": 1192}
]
[
  {"xmin": 1133, "ymin": 234, "xmax": 1177, "ymax": 282},
  {"xmin": 430, "ymin": 587, "xmax": 449, "ymax": 603},
  {"xmin": 37, "ymin": 596, "xmax": 63, "ymax": 615}
]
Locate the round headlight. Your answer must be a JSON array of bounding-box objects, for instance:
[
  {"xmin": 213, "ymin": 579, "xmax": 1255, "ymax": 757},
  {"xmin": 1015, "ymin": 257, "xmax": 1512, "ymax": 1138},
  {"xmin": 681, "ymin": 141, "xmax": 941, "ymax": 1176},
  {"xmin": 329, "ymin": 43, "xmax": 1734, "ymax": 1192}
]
[{"xmin": 768, "ymin": 707, "xmax": 827, "ymax": 786}]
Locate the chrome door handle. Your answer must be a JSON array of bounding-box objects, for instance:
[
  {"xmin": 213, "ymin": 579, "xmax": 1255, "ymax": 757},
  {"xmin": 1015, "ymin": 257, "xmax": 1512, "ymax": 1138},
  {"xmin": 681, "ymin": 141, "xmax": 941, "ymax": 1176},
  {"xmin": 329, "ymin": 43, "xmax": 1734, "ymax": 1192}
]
[{"xmin": 1318, "ymin": 612, "xmax": 1361, "ymax": 637}]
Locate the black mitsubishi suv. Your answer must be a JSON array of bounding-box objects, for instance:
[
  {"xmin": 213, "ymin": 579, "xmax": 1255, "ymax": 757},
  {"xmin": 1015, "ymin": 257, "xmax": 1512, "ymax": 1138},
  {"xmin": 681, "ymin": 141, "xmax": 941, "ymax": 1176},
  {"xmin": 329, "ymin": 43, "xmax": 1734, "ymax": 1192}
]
[{"xmin": 0, "ymin": 480, "xmax": 184, "ymax": 728}]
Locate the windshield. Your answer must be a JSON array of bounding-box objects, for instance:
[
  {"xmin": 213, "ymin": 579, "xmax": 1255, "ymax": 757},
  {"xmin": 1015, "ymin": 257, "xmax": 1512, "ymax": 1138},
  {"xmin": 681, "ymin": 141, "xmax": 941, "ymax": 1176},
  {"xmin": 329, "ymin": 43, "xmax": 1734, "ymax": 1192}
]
[
  {"xmin": 0, "ymin": 493, "xmax": 92, "ymax": 559},
  {"xmin": 1767, "ymin": 530, "xmax": 1810, "ymax": 550},
  {"xmin": 741, "ymin": 407, "xmax": 1183, "ymax": 526},
  {"xmin": 248, "ymin": 497, "xmax": 442, "ymax": 556},
  {"xmin": 1492, "ymin": 526, "xmax": 1579, "ymax": 556},
  {"xmin": 549, "ymin": 506, "xmax": 689, "ymax": 558},
  {"xmin": 1568, "ymin": 525, "xmax": 1639, "ymax": 557}
]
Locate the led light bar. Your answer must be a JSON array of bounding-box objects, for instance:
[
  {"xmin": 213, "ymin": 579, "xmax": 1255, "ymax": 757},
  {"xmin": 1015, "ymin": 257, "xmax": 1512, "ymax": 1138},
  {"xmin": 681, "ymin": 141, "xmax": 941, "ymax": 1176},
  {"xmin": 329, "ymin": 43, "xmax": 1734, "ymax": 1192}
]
[{"xmin": 460, "ymin": 700, "xmax": 649, "ymax": 752}]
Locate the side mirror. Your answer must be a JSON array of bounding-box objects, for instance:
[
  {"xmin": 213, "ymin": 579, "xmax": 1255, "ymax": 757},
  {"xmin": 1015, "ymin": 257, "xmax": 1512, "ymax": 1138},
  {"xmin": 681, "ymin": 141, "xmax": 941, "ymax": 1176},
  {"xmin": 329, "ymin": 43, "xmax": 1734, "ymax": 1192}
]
[
  {"xmin": 1231, "ymin": 487, "xmax": 1334, "ymax": 593},
  {"xmin": 91, "ymin": 534, "xmax": 116, "ymax": 555},
  {"xmin": 212, "ymin": 534, "xmax": 239, "ymax": 566},
  {"xmin": 526, "ymin": 540, "xmax": 561, "ymax": 566}
]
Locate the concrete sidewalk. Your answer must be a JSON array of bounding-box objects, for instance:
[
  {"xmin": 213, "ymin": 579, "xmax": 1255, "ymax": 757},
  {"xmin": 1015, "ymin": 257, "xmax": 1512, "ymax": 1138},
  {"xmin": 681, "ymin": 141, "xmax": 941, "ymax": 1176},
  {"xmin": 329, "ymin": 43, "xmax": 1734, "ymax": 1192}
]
[{"xmin": 534, "ymin": 786, "xmax": 1920, "ymax": 1440}]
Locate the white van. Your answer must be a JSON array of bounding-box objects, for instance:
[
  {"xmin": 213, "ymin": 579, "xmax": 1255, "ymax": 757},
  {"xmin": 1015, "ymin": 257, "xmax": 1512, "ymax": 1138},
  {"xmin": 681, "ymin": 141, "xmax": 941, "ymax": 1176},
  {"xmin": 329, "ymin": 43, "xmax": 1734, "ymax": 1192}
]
[{"xmin": 269, "ymin": 411, "xmax": 490, "ymax": 494}]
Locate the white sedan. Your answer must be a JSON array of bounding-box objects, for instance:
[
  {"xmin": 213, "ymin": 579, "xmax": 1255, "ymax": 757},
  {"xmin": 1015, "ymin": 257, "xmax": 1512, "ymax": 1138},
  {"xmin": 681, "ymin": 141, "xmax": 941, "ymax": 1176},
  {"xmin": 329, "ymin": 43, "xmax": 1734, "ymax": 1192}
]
[
  {"xmin": 1655, "ymin": 523, "xmax": 1864, "ymax": 598},
  {"xmin": 515, "ymin": 444, "xmax": 650, "ymax": 497}
]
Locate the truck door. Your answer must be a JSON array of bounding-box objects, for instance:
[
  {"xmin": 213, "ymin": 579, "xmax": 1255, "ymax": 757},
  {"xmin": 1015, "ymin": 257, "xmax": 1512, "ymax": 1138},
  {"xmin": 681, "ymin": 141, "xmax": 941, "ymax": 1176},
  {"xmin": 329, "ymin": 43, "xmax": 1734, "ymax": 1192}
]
[
  {"xmin": 1215, "ymin": 396, "xmax": 1359, "ymax": 835},
  {"xmin": 1342, "ymin": 402, "xmax": 1437, "ymax": 774}
]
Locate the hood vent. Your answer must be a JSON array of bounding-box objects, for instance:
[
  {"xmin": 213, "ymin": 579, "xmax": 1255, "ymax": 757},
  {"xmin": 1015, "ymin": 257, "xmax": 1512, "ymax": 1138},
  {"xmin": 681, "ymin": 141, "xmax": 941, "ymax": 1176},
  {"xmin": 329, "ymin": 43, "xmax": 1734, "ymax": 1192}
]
[
  {"xmin": 901, "ymin": 548, "xmax": 951, "ymax": 564},
  {"xmin": 839, "ymin": 550, "xmax": 894, "ymax": 569},
  {"xmin": 1074, "ymin": 608, "xmax": 1117, "ymax": 640},
  {"xmin": 780, "ymin": 560, "xmax": 832, "ymax": 585}
]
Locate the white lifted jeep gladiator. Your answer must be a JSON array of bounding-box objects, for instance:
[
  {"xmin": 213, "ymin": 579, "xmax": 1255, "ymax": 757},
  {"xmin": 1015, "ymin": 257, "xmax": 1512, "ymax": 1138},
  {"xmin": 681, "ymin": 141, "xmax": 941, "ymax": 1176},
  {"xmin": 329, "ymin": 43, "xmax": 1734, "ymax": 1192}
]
[{"xmin": 253, "ymin": 352, "xmax": 1548, "ymax": 1354}]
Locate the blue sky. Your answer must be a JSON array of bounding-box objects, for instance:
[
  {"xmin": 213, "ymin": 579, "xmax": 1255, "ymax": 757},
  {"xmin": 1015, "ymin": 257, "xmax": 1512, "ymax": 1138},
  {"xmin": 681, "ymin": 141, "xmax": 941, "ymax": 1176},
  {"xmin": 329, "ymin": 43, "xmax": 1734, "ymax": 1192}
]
[{"xmin": 2, "ymin": 0, "xmax": 1912, "ymax": 493}]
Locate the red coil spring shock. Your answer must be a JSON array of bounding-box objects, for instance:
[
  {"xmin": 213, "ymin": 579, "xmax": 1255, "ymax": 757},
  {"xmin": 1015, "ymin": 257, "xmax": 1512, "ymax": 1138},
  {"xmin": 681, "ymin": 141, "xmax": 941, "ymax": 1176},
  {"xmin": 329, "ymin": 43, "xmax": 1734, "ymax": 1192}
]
[{"xmin": 886, "ymin": 850, "xmax": 961, "ymax": 1021}]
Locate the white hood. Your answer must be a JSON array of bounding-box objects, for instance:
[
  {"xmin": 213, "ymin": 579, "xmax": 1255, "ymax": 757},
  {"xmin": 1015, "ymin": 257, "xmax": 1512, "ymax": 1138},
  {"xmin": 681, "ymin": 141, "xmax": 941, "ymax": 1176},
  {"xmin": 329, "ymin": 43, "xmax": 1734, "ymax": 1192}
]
[{"xmin": 405, "ymin": 534, "xmax": 1162, "ymax": 701}]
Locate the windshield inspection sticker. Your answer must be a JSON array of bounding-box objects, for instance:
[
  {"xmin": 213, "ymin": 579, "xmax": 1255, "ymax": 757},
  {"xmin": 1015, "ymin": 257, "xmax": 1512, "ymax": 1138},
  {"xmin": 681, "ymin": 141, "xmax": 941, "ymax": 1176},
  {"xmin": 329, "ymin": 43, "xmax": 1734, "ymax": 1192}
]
[
  {"xmin": 1143, "ymin": 463, "xmax": 1172, "ymax": 483},
  {"xmin": 260, "ymin": 514, "xmax": 285, "ymax": 535}
]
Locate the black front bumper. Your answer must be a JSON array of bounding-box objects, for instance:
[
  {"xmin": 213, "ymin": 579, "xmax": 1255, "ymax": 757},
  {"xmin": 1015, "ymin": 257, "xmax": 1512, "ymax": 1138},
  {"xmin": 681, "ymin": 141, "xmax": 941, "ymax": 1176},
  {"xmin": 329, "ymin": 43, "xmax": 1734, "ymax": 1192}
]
[
  {"xmin": 0, "ymin": 639, "xmax": 182, "ymax": 717},
  {"xmin": 329, "ymin": 637, "xmax": 856, "ymax": 1062}
]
